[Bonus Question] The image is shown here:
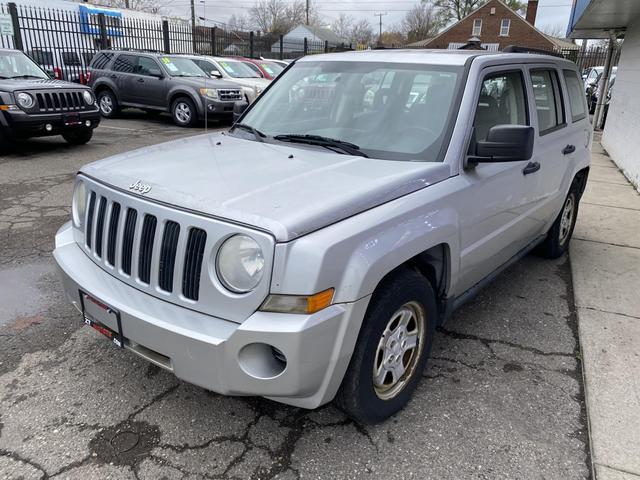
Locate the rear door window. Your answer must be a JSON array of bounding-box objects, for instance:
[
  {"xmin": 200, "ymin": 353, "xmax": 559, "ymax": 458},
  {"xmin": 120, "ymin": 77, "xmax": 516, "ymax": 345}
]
[
  {"xmin": 29, "ymin": 50, "xmax": 53, "ymax": 65},
  {"xmin": 112, "ymin": 54, "xmax": 137, "ymax": 74},
  {"xmin": 563, "ymin": 70, "xmax": 587, "ymax": 122},
  {"xmin": 61, "ymin": 51, "xmax": 82, "ymax": 66},
  {"xmin": 530, "ymin": 69, "xmax": 565, "ymax": 135}
]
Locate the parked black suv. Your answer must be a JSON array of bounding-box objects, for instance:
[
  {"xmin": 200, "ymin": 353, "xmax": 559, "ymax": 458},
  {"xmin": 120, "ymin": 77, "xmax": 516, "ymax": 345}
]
[
  {"xmin": 0, "ymin": 49, "xmax": 100, "ymax": 145},
  {"xmin": 89, "ymin": 50, "xmax": 244, "ymax": 127}
]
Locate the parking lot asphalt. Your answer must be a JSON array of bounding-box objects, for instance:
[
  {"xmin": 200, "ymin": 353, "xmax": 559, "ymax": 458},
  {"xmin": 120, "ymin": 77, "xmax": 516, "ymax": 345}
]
[{"xmin": 0, "ymin": 115, "xmax": 590, "ymax": 479}]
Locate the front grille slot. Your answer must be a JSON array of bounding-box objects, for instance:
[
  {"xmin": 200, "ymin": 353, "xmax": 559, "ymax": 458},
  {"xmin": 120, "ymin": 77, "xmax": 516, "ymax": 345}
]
[
  {"xmin": 94, "ymin": 197, "xmax": 107, "ymax": 258},
  {"xmin": 218, "ymin": 89, "xmax": 243, "ymax": 101},
  {"xmin": 138, "ymin": 215, "xmax": 157, "ymax": 284},
  {"xmin": 121, "ymin": 208, "xmax": 138, "ymax": 275},
  {"xmin": 107, "ymin": 202, "xmax": 121, "ymax": 266},
  {"xmin": 159, "ymin": 221, "xmax": 180, "ymax": 292},
  {"xmin": 34, "ymin": 90, "xmax": 87, "ymax": 113},
  {"xmin": 85, "ymin": 192, "xmax": 96, "ymax": 249},
  {"xmin": 182, "ymin": 228, "xmax": 207, "ymax": 301}
]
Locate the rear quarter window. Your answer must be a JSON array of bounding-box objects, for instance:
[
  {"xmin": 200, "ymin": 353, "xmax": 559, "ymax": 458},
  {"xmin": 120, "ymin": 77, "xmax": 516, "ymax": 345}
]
[
  {"xmin": 90, "ymin": 52, "xmax": 114, "ymax": 70},
  {"xmin": 563, "ymin": 69, "xmax": 587, "ymax": 122}
]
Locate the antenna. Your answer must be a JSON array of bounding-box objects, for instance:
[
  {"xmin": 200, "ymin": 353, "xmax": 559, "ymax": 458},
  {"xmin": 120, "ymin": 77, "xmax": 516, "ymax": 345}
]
[{"xmin": 374, "ymin": 12, "xmax": 387, "ymax": 43}]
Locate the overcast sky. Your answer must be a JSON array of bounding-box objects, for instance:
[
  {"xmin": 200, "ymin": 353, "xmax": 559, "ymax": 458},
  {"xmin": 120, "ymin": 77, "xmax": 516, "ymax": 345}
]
[{"xmin": 161, "ymin": 0, "xmax": 574, "ymax": 34}]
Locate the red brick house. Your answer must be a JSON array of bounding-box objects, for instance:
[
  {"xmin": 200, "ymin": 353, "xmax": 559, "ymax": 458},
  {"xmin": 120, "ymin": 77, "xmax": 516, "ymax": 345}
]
[{"xmin": 419, "ymin": 0, "xmax": 576, "ymax": 52}]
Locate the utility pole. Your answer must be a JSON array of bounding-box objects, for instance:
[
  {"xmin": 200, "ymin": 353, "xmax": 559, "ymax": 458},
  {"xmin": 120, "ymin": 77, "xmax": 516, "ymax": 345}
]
[
  {"xmin": 190, "ymin": 0, "xmax": 196, "ymax": 51},
  {"xmin": 374, "ymin": 12, "xmax": 387, "ymax": 43},
  {"xmin": 306, "ymin": 0, "xmax": 309, "ymax": 25},
  {"xmin": 124, "ymin": 0, "xmax": 130, "ymax": 8}
]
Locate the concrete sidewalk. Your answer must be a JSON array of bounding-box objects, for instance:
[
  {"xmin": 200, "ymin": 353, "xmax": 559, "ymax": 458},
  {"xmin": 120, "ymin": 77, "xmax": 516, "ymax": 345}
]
[{"xmin": 571, "ymin": 133, "xmax": 640, "ymax": 480}]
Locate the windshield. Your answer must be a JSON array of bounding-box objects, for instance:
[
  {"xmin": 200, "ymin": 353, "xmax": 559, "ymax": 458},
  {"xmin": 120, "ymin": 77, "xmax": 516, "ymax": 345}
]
[
  {"xmin": 0, "ymin": 51, "xmax": 48, "ymax": 79},
  {"xmin": 238, "ymin": 61, "xmax": 462, "ymax": 161},
  {"xmin": 160, "ymin": 56, "xmax": 206, "ymax": 77},
  {"xmin": 216, "ymin": 59, "xmax": 260, "ymax": 78},
  {"xmin": 261, "ymin": 61, "xmax": 284, "ymax": 77}
]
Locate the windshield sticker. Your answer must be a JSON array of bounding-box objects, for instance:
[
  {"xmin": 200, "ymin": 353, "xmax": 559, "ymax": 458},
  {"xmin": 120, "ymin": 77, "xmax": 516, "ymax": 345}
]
[
  {"xmin": 161, "ymin": 57, "xmax": 179, "ymax": 72},
  {"xmin": 219, "ymin": 61, "xmax": 235, "ymax": 73}
]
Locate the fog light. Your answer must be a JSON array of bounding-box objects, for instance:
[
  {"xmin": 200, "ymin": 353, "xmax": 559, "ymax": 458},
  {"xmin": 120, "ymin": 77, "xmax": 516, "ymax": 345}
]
[
  {"xmin": 238, "ymin": 343, "xmax": 287, "ymax": 379},
  {"xmin": 45, "ymin": 124, "xmax": 53, "ymax": 132},
  {"xmin": 85, "ymin": 120, "xmax": 91, "ymax": 127}
]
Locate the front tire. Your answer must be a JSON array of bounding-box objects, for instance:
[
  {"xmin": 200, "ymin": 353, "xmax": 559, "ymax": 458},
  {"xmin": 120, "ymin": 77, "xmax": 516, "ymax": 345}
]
[
  {"xmin": 538, "ymin": 188, "xmax": 580, "ymax": 259},
  {"xmin": 334, "ymin": 269, "xmax": 437, "ymax": 424},
  {"xmin": 171, "ymin": 97, "xmax": 198, "ymax": 127},
  {"xmin": 62, "ymin": 128, "xmax": 93, "ymax": 145}
]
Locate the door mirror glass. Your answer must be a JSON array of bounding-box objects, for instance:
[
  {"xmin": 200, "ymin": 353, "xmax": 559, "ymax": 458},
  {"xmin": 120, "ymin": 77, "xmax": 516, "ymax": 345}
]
[{"xmin": 470, "ymin": 125, "xmax": 534, "ymax": 163}]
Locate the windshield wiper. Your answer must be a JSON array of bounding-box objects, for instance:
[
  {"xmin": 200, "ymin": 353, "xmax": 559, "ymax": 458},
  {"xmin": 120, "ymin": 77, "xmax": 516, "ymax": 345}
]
[
  {"xmin": 232, "ymin": 123, "xmax": 266, "ymax": 142},
  {"xmin": 274, "ymin": 134, "xmax": 368, "ymax": 158},
  {"xmin": 10, "ymin": 75, "xmax": 45, "ymax": 79}
]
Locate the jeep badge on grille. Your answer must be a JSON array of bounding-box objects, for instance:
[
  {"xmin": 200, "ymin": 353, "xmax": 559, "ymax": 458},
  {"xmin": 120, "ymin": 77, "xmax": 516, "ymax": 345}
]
[{"xmin": 129, "ymin": 180, "xmax": 152, "ymax": 194}]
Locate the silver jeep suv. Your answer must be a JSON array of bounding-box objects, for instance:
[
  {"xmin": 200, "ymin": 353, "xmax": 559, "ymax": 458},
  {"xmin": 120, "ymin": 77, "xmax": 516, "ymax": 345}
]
[{"xmin": 54, "ymin": 49, "xmax": 591, "ymax": 424}]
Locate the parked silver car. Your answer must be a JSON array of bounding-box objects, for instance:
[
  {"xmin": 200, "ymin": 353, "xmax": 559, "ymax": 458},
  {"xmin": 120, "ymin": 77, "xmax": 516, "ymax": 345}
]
[{"xmin": 54, "ymin": 49, "xmax": 591, "ymax": 424}]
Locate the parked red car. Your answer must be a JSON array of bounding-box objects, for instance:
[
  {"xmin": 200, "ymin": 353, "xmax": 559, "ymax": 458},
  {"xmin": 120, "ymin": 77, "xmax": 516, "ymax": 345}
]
[{"xmin": 234, "ymin": 57, "xmax": 284, "ymax": 80}]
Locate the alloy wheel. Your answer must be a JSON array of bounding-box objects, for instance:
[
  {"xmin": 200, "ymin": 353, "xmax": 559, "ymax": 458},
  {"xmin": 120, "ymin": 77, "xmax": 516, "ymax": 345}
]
[
  {"xmin": 559, "ymin": 194, "xmax": 575, "ymax": 245},
  {"xmin": 372, "ymin": 301, "xmax": 426, "ymax": 400}
]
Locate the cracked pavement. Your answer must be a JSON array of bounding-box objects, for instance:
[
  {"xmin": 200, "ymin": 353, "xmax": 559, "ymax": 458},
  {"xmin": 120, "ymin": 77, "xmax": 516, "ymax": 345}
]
[{"xmin": 0, "ymin": 113, "xmax": 591, "ymax": 479}]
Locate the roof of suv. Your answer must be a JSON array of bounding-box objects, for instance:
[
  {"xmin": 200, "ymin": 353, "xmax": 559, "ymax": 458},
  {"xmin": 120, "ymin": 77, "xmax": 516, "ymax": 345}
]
[{"xmin": 298, "ymin": 49, "xmax": 576, "ymax": 68}]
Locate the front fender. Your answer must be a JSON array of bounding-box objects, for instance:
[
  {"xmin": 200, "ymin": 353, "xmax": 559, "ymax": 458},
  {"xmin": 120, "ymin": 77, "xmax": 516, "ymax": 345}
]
[
  {"xmin": 270, "ymin": 177, "xmax": 463, "ymax": 304},
  {"xmin": 167, "ymin": 87, "xmax": 203, "ymax": 115}
]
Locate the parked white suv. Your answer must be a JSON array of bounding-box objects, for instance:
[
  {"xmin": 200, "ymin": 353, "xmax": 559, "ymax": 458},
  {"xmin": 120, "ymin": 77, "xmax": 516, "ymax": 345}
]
[
  {"xmin": 54, "ymin": 50, "xmax": 591, "ymax": 424},
  {"xmin": 182, "ymin": 54, "xmax": 271, "ymax": 103}
]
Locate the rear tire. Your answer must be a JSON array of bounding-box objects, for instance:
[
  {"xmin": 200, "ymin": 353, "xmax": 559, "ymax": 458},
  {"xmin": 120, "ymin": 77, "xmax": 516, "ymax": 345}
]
[
  {"xmin": 97, "ymin": 90, "xmax": 119, "ymax": 118},
  {"xmin": 537, "ymin": 186, "xmax": 580, "ymax": 259},
  {"xmin": 334, "ymin": 269, "xmax": 437, "ymax": 424},
  {"xmin": 62, "ymin": 128, "xmax": 93, "ymax": 145},
  {"xmin": 171, "ymin": 97, "xmax": 198, "ymax": 127}
]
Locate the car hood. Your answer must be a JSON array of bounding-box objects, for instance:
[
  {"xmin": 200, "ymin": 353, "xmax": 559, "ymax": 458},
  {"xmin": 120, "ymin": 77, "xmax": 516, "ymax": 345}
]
[
  {"xmin": 81, "ymin": 133, "xmax": 450, "ymax": 242},
  {"xmin": 0, "ymin": 78, "xmax": 88, "ymax": 92},
  {"xmin": 224, "ymin": 77, "xmax": 270, "ymax": 90},
  {"xmin": 168, "ymin": 76, "xmax": 240, "ymax": 90}
]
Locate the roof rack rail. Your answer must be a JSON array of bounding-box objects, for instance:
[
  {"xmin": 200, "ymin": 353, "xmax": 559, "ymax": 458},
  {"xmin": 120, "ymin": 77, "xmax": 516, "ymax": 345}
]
[
  {"xmin": 502, "ymin": 45, "xmax": 564, "ymax": 58},
  {"xmin": 115, "ymin": 48, "xmax": 165, "ymax": 54}
]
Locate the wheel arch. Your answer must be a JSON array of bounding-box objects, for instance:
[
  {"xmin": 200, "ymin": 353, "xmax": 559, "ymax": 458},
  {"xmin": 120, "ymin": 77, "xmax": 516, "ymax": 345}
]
[
  {"xmin": 93, "ymin": 81, "xmax": 119, "ymax": 103},
  {"xmin": 167, "ymin": 89, "xmax": 201, "ymax": 115}
]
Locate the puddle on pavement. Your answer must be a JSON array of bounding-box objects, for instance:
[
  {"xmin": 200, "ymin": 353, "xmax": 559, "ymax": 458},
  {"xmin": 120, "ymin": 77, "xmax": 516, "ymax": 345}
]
[{"xmin": 0, "ymin": 261, "xmax": 56, "ymax": 327}]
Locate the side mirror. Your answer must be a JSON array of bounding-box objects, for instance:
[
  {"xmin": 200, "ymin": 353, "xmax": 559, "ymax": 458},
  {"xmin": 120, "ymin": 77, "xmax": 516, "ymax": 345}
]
[
  {"xmin": 46, "ymin": 68, "xmax": 55, "ymax": 79},
  {"xmin": 233, "ymin": 100, "xmax": 249, "ymax": 122},
  {"xmin": 210, "ymin": 70, "xmax": 222, "ymax": 78},
  {"xmin": 149, "ymin": 68, "xmax": 163, "ymax": 78},
  {"xmin": 469, "ymin": 125, "xmax": 534, "ymax": 164}
]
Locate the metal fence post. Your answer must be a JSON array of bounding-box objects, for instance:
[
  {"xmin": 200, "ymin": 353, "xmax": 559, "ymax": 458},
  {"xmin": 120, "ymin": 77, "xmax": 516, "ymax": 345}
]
[
  {"xmin": 279, "ymin": 35, "xmax": 283, "ymax": 60},
  {"xmin": 324, "ymin": 40, "xmax": 328, "ymax": 53},
  {"xmin": 162, "ymin": 20, "xmax": 171, "ymax": 54},
  {"xmin": 7, "ymin": 3, "xmax": 23, "ymax": 51},
  {"xmin": 211, "ymin": 26, "xmax": 217, "ymax": 56},
  {"xmin": 249, "ymin": 31, "xmax": 254, "ymax": 58},
  {"xmin": 98, "ymin": 13, "xmax": 108, "ymax": 50},
  {"xmin": 303, "ymin": 37, "xmax": 308, "ymax": 56}
]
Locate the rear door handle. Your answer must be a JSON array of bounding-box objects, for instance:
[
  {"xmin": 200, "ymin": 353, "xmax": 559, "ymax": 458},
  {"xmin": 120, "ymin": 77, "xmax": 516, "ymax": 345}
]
[
  {"xmin": 137, "ymin": 78, "xmax": 144, "ymax": 82},
  {"xmin": 562, "ymin": 144, "xmax": 576, "ymax": 155},
  {"xmin": 523, "ymin": 161, "xmax": 540, "ymax": 175}
]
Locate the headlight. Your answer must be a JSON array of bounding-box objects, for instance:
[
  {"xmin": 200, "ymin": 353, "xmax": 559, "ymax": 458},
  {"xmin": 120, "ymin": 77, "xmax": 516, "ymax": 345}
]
[
  {"xmin": 216, "ymin": 234, "xmax": 264, "ymax": 293},
  {"xmin": 83, "ymin": 90, "xmax": 94, "ymax": 105},
  {"xmin": 199, "ymin": 88, "xmax": 219, "ymax": 99},
  {"xmin": 16, "ymin": 92, "xmax": 34, "ymax": 109},
  {"xmin": 72, "ymin": 180, "xmax": 87, "ymax": 228}
]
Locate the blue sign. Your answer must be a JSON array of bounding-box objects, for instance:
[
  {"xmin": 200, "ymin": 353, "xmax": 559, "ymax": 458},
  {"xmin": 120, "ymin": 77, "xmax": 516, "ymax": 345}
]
[
  {"xmin": 79, "ymin": 5, "xmax": 124, "ymax": 37},
  {"xmin": 567, "ymin": 0, "xmax": 592, "ymax": 36}
]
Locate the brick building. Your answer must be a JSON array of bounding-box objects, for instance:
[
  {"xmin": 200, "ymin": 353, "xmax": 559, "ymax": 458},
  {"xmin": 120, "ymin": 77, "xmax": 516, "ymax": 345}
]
[{"xmin": 420, "ymin": 0, "xmax": 575, "ymax": 52}]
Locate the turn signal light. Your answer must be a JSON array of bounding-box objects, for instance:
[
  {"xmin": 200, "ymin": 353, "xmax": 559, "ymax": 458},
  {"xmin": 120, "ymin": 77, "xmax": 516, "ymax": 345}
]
[{"xmin": 260, "ymin": 288, "xmax": 335, "ymax": 314}]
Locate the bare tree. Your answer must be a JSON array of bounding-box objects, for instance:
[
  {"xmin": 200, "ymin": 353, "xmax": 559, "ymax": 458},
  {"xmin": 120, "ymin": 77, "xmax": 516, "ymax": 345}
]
[
  {"xmin": 351, "ymin": 19, "xmax": 375, "ymax": 47},
  {"xmin": 539, "ymin": 22, "xmax": 568, "ymax": 38},
  {"xmin": 433, "ymin": 0, "xmax": 524, "ymax": 23},
  {"xmin": 249, "ymin": 0, "xmax": 320, "ymax": 35},
  {"xmin": 227, "ymin": 13, "xmax": 252, "ymax": 32},
  {"xmin": 380, "ymin": 27, "xmax": 407, "ymax": 47},
  {"xmin": 97, "ymin": 0, "xmax": 165, "ymax": 14},
  {"xmin": 331, "ymin": 13, "xmax": 354, "ymax": 41},
  {"xmin": 401, "ymin": 2, "xmax": 444, "ymax": 43}
]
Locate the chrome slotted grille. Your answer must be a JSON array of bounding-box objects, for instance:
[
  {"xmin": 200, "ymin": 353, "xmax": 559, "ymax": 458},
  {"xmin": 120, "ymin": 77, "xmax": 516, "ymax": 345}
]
[
  {"xmin": 83, "ymin": 189, "xmax": 208, "ymax": 302},
  {"xmin": 217, "ymin": 89, "xmax": 243, "ymax": 101}
]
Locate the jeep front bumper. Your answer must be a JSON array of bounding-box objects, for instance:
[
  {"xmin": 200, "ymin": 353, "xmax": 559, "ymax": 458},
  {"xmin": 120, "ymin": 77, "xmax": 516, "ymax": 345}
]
[{"xmin": 53, "ymin": 222, "xmax": 369, "ymax": 409}]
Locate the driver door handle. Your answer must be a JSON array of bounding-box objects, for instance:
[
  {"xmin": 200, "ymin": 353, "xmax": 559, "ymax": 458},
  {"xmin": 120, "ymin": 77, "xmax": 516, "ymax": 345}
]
[
  {"xmin": 523, "ymin": 161, "xmax": 540, "ymax": 175},
  {"xmin": 562, "ymin": 144, "xmax": 576, "ymax": 155},
  {"xmin": 137, "ymin": 78, "xmax": 145, "ymax": 83}
]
